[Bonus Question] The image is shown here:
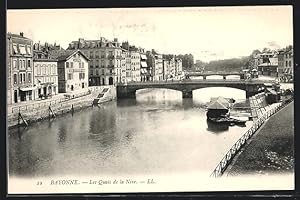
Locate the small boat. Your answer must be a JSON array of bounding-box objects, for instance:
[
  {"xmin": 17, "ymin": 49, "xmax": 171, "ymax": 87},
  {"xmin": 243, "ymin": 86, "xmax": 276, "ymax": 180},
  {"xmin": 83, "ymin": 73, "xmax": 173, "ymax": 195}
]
[
  {"xmin": 208, "ymin": 116, "xmax": 247, "ymax": 125},
  {"xmin": 206, "ymin": 96, "xmax": 247, "ymax": 126}
]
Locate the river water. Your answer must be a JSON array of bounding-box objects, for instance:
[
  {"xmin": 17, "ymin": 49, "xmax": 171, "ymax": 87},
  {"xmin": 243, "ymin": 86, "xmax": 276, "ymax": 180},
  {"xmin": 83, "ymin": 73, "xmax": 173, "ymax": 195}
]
[{"xmin": 8, "ymin": 87, "xmax": 253, "ymax": 178}]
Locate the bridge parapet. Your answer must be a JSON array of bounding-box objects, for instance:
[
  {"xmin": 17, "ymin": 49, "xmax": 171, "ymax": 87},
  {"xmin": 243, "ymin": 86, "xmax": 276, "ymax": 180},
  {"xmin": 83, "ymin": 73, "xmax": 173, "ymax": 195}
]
[
  {"xmin": 117, "ymin": 79, "xmax": 274, "ymax": 99},
  {"xmin": 119, "ymin": 79, "xmax": 275, "ymax": 86}
]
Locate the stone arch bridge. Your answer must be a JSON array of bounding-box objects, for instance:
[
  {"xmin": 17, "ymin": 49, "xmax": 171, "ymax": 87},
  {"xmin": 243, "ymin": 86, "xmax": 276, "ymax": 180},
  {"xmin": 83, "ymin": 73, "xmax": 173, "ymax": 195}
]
[{"xmin": 117, "ymin": 80, "xmax": 272, "ymax": 99}]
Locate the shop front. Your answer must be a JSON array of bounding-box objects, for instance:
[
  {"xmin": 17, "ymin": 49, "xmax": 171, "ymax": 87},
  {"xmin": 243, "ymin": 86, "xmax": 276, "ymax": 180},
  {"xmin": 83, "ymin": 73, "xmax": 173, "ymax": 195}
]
[{"xmin": 19, "ymin": 86, "xmax": 36, "ymax": 102}]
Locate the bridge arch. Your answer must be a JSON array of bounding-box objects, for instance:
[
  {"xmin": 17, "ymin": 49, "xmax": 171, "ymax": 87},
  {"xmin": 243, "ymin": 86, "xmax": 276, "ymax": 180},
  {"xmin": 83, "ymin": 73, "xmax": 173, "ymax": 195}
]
[
  {"xmin": 193, "ymin": 87, "xmax": 247, "ymax": 102},
  {"xmin": 117, "ymin": 80, "xmax": 265, "ymax": 99}
]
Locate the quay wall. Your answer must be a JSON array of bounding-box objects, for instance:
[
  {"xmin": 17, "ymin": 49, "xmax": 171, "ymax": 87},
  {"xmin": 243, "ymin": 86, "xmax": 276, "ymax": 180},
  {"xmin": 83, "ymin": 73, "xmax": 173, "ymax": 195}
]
[
  {"xmin": 210, "ymin": 96, "xmax": 294, "ymax": 177},
  {"xmin": 7, "ymin": 86, "xmax": 116, "ymax": 129},
  {"xmin": 249, "ymin": 93, "xmax": 268, "ymax": 120}
]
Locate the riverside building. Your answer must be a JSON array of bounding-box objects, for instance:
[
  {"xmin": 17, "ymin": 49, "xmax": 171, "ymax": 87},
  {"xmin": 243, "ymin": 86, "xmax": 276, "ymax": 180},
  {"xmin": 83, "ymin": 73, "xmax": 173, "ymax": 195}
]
[
  {"xmin": 68, "ymin": 37, "xmax": 122, "ymax": 86},
  {"xmin": 49, "ymin": 49, "xmax": 89, "ymax": 93},
  {"xmin": 33, "ymin": 42, "xmax": 61, "ymax": 98},
  {"xmin": 7, "ymin": 32, "xmax": 34, "ymax": 104},
  {"xmin": 146, "ymin": 50, "xmax": 163, "ymax": 81}
]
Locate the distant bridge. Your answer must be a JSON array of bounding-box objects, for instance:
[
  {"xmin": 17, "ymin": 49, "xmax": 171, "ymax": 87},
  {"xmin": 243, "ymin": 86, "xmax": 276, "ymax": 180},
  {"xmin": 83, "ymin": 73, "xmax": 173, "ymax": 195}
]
[
  {"xmin": 185, "ymin": 71, "xmax": 242, "ymax": 79},
  {"xmin": 117, "ymin": 79, "xmax": 275, "ymax": 99}
]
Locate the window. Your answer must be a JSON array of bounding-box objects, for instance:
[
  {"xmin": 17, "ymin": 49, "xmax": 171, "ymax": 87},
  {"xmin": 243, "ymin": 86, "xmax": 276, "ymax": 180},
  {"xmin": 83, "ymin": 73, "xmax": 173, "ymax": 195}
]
[
  {"xmin": 90, "ymin": 51, "xmax": 94, "ymax": 58},
  {"xmin": 66, "ymin": 62, "xmax": 69, "ymax": 68},
  {"xmin": 28, "ymin": 73, "xmax": 31, "ymax": 82},
  {"xmin": 289, "ymin": 61, "xmax": 292, "ymax": 67},
  {"xmin": 28, "ymin": 60, "xmax": 31, "ymax": 68},
  {"xmin": 23, "ymin": 60, "xmax": 25, "ymax": 68},
  {"xmin": 286, "ymin": 61, "xmax": 288, "ymax": 67},
  {"xmin": 23, "ymin": 73, "xmax": 26, "ymax": 83},
  {"xmin": 43, "ymin": 65, "xmax": 47, "ymax": 75},
  {"xmin": 96, "ymin": 69, "xmax": 99, "ymax": 75},
  {"xmin": 13, "ymin": 60, "xmax": 17, "ymax": 68},
  {"xmin": 52, "ymin": 65, "xmax": 56, "ymax": 74},
  {"xmin": 13, "ymin": 74, "xmax": 17, "ymax": 84},
  {"xmin": 36, "ymin": 65, "xmax": 41, "ymax": 75},
  {"xmin": 102, "ymin": 69, "xmax": 104, "ymax": 75},
  {"xmin": 20, "ymin": 74, "xmax": 22, "ymax": 83},
  {"xmin": 12, "ymin": 44, "xmax": 18, "ymax": 54},
  {"xmin": 70, "ymin": 62, "xmax": 73, "ymax": 68},
  {"xmin": 68, "ymin": 73, "xmax": 73, "ymax": 80},
  {"xmin": 82, "ymin": 62, "xmax": 84, "ymax": 68},
  {"xmin": 79, "ymin": 62, "xmax": 81, "ymax": 68},
  {"xmin": 79, "ymin": 73, "xmax": 85, "ymax": 79},
  {"xmin": 26, "ymin": 46, "xmax": 31, "ymax": 55}
]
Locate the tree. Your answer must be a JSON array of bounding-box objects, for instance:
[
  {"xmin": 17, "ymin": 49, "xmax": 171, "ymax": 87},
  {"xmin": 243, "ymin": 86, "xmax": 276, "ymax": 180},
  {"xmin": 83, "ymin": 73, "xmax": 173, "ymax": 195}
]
[
  {"xmin": 205, "ymin": 57, "xmax": 249, "ymax": 72},
  {"xmin": 177, "ymin": 54, "xmax": 194, "ymax": 70}
]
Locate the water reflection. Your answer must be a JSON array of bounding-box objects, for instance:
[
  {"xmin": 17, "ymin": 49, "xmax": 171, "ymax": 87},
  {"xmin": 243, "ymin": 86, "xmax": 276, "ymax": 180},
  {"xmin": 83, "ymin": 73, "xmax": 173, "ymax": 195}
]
[
  {"xmin": 206, "ymin": 119, "xmax": 229, "ymax": 133},
  {"xmin": 8, "ymin": 87, "xmax": 252, "ymax": 177},
  {"xmin": 57, "ymin": 122, "xmax": 67, "ymax": 143}
]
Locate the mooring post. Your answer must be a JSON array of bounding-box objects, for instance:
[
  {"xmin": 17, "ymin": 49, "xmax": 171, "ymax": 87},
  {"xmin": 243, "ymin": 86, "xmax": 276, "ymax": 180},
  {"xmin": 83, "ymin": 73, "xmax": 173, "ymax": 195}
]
[
  {"xmin": 18, "ymin": 107, "xmax": 20, "ymax": 127},
  {"xmin": 49, "ymin": 106, "xmax": 51, "ymax": 119}
]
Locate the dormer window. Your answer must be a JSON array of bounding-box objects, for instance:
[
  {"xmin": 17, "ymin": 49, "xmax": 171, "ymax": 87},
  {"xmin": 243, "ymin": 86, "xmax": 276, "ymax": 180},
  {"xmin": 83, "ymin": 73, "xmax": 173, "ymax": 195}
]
[
  {"xmin": 26, "ymin": 45, "xmax": 31, "ymax": 55},
  {"xmin": 12, "ymin": 44, "xmax": 19, "ymax": 54},
  {"xmin": 19, "ymin": 45, "xmax": 27, "ymax": 55}
]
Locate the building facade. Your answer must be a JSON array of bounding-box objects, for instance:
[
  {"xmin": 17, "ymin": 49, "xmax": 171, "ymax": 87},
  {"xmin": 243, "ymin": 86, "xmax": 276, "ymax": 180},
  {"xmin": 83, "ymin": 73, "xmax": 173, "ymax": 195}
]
[
  {"xmin": 120, "ymin": 50, "xmax": 127, "ymax": 84},
  {"xmin": 49, "ymin": 50, "xmax": 89, "ymax": 93},
  {"xmin": 140, "ymin": 53, "xmax": 149, "ymax": 82},
  {"xmin": 7, "ymin": 32, "xmax": 34, "ymax": 104},
  {"xmin": 284, "ymin": 47, "xmax": 293, "ymax": 76},
  {"xmin": 33, "ymin": 42, "xmax": 60, "ymax": 98},
  {"xmin": 68, "ymin": 37, "xmax": 122, "ymax": 86},
  {"xmin": 162, "ymin": 59, "xmax": 170, "ymax": 80},
  {"xmin": 154, "ymin": 54, "xmax": 163, "ymax": 81},
  {"xmin": 130, "ymin": 51, "xmax": 141, "ymax": 82},
  {"xmin": 277, "ymin": 49, "xmax": 285, "ymax": 77},
  {"xmin": 175, "ymin": 58, "xmax": 183, "ymax": 80},
  {"xmin": 146, "ymin": 50, "xmax": 163, "ymax": 81},
  {"xmin": 33, "ymin": 59, "xmax": 58, "ymax": 98}
]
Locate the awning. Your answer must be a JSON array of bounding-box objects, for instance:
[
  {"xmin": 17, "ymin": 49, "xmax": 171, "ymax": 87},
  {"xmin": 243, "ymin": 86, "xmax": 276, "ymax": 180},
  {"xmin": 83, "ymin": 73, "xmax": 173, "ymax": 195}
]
[
  {"xmin": 20, "ymin": 86, "xmax": 36, "ymax": 91},
  {"xmin": 140, "ymin": 54, "xmax": 147, "ymax": 60},
  {"xmin": 141, "ymin": 61, "xmax": 147, "ymax": 68},
  {"xmin": 13, "ymin": 45, "xmax": 19, "ymax": 54},
  {"xmin": 19, "ymin": 46, "xmax": 27, "ymax": 55}
]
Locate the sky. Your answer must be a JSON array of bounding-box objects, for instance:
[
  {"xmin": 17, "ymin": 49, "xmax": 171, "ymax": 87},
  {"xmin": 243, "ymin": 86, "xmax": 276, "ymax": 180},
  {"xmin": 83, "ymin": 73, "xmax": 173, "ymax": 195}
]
[{"xmin": 7, "ymin": 6, "xmax": 293, "ymax": 62}]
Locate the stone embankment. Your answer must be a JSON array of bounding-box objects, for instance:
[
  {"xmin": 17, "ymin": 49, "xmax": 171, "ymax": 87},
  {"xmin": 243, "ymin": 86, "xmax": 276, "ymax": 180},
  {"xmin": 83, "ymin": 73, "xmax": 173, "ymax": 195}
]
[
  {"xmin": 210, "ymin": 92, "xmax": 293, "ymax": 177},
  {"xmin": 7, "ymin": 86, "xmax": 116, "ymax": 128},
  {"xmin": 249, "ymin": 92, "xmax": 281, "ymax": 120}
]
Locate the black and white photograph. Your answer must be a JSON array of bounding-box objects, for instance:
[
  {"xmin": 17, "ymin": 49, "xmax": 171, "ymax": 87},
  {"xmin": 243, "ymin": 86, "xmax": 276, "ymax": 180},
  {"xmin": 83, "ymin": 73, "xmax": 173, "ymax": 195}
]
[{"xmin": 6, "ymin": 5, "xmax": 294, "ymax": 194}]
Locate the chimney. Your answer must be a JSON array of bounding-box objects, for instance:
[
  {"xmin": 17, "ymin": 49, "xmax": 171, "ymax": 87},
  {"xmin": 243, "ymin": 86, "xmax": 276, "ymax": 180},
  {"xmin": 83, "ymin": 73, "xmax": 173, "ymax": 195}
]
[{"xmin": 20, "ymin": 32, "xmax": 24, "ymax": 37}]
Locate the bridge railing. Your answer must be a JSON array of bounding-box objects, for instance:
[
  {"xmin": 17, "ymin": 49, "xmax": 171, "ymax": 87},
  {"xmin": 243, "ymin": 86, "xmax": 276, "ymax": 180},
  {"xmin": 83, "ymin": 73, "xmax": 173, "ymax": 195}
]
[
  {"xmin": 210, "ymin": 96, "xmax": 294, "ymax": 178},
  {"xmin": 119, "ymin": 79, "xmax": 275, "ymax": 86}
]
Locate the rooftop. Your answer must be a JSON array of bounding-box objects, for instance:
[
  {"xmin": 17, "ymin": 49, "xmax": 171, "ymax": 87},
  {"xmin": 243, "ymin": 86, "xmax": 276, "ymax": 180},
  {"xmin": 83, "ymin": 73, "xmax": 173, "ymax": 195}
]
[{"xmin": 49, "ymin": 49, "xmax": 89, "ymax": 61}]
